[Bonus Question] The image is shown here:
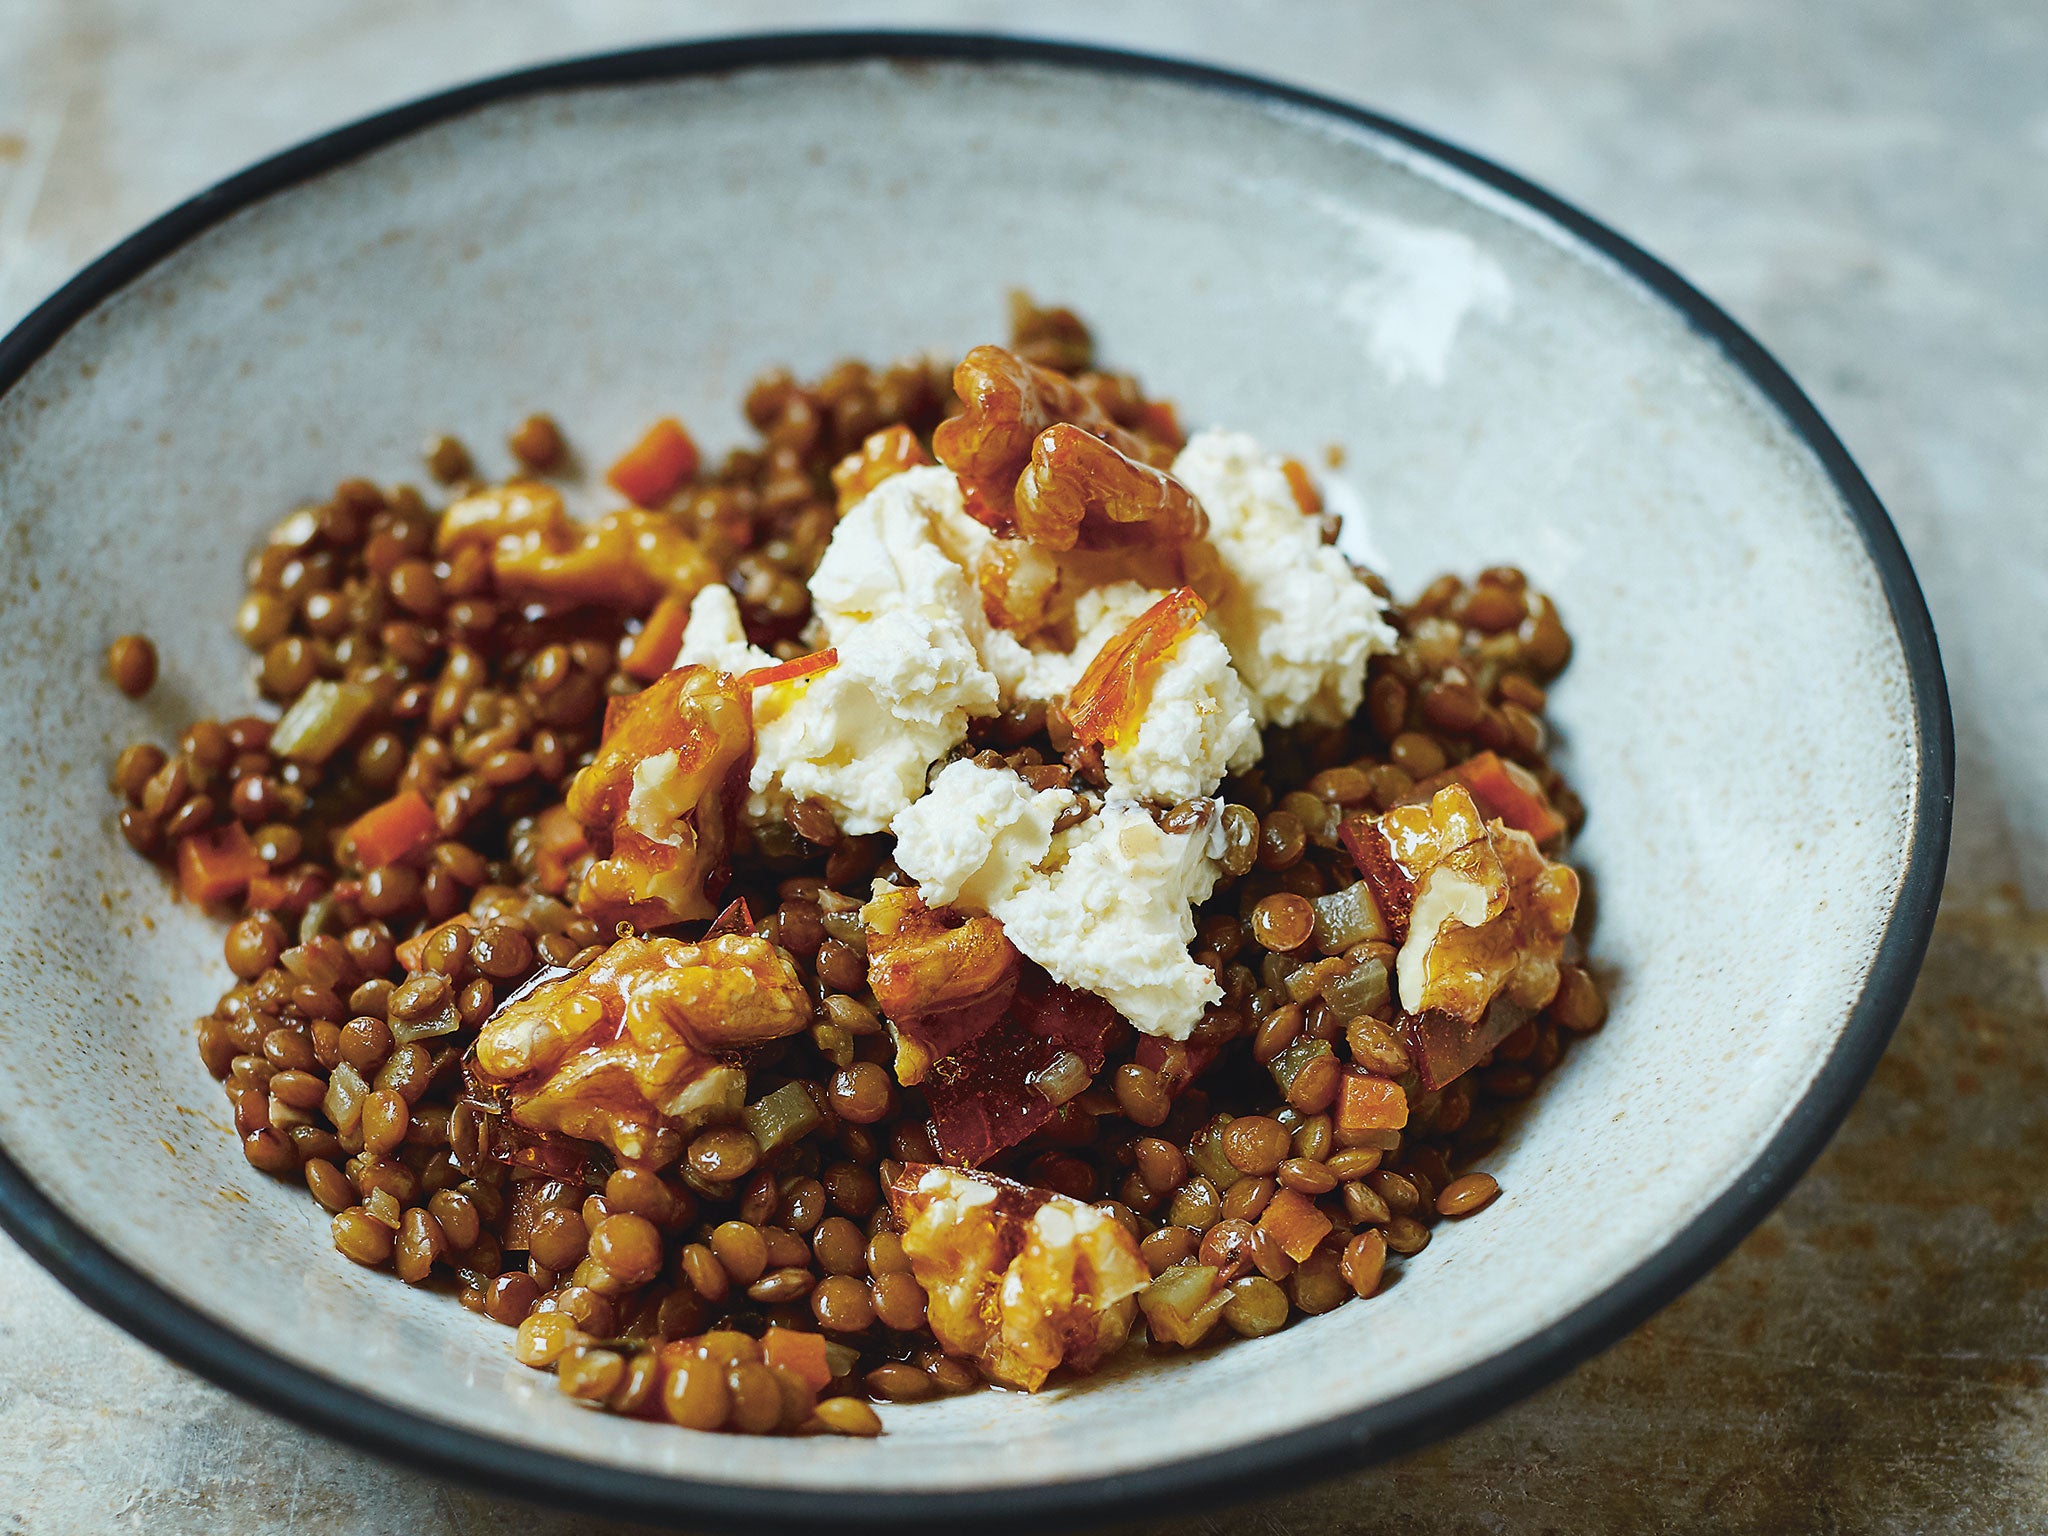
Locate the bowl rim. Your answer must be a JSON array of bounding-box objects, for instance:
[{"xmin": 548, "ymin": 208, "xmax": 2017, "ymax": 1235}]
[{"xmin": 0, "ymin": 28, "xmax": 1953, "ymax": 1533}]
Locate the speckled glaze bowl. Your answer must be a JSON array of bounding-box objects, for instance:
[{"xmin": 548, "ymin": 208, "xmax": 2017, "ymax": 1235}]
[{"xmin": 0, "ymin": 33, "xmax": 1950, "ymax": 1532}]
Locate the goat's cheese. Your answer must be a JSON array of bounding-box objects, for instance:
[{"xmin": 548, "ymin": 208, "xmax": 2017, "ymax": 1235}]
[
  {"xmin": 1061, "ymin": 584, "xmax": 1261, "ymax": 805},
  {"xmin": 892, "ymin": 759, "xmax": 1076, "ymax": 911},
  {"xmin": 894, "ymin": 765, "xmax": 1226, "ymax": 1039},
  {"xmin": 1171, "ymin": 429, "xmax": 1395, "ymax": 727},
  {"xmin": 677, "ymin": 584, "xmax": 772, "ymax": 676},
  {"xmin": 996, "ymin": 796, "xmax": 1226, "ymax": 1040},
  {"xmin": 678, "ymin": 472, "xmax": 1003, "ymax": 836}
]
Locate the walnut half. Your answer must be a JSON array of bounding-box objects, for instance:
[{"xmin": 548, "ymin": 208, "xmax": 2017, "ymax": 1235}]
[
  {"xmin": 566, "ymin": 664, "xmax": 753, "ymax": 927},
  {"xmin": 1345, "ymin": 783, "xmax": 1580, "ymax": 1079},
  {"xmin": 471, "ymin": 932, "xmax": 811, "ymax": 1165},
  {"xmin": 888, "ymin": 1163, "xmax": 1148, "ymax": 1391}
]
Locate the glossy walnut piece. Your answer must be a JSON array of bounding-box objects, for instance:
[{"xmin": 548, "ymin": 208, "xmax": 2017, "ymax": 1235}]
[
  {"xmin": 1013, "ymin": 423, "xmax": 1207, "ymax": 552},
  {"xmin": 888, "ymin": 1163, "xmax": 1148, "ymax": 1392},
  {"xmin": 1343, "ymin": 783, "xmax": 1580, "ymax": 1089},
  {"xmin": 437, "ymin": 479, "xmax": 714, "ymax": 610},
  {"xmin": 566, "ymin": 665, "xmax": 752, "ymax": 927},
  {"xmin": 933, "ymin": 344, "xmax": 1171, "ymax": 533},
  {"xmin": 860, "ymin": 885, "xmax": 1020, "ymax": 1084},
  {"xmin": 471, "ymin": 933, "xmax": 812, "ymax": 1165},
  {"xmin": 830, "ymin": 425, "xmax": 932, "ymax": 512}
]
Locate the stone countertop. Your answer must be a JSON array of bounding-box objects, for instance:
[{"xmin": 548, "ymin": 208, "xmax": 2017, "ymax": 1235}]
[{"xmin": 2, "ymin": 2, "xmax": 2043, "ymax": 1531}]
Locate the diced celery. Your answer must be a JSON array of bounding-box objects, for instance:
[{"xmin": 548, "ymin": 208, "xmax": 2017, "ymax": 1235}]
[
  {"xmin": 1139, "ymin": 1262, "xmax": 1230, "ymax": 1348},
  {"xmin": 1268, "ymin": 1037, "xmax": 1334, "ymax": 1099},
  {"xmin": 743, "ymin": 1081, "xmax": 824, "ymax": 1155},
  {"xmin": 823, "ymin": 1340, "xmax": 862, "ymax": 1379},
  {"xmin": 1187, "ymin": 1115, "xmax": 1242, "ymax": 1191},
  {"xmin": 1310, "ymin": 881, "xmax": 1388, "ymax": 954},
  {"xmin": 270, "ymin": 679, "xmax": 377, "ymax": 765},
  {"xmin": 1027, "ymin": 1050, "xmax": 1091, "ymax": 1106},
  {"xmin": 1285, "ymin": 957, "xmax": 1346, "ymax": 1005},
  {"xmin": 1322, "ymin": 954, "xmax": 1391, "ymax": 1021}
]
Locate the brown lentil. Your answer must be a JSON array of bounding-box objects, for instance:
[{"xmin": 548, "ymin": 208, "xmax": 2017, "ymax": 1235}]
[
  {"xmin": 107, "ymin": 634, "xmax": 159, "ymax": 697},
  {"xmin": 1341, "ymin": 1230, "xmax": 1388, "ymax": 1298},
  {"xmin": 1436, "ymin": 1172, "xmax": 1501, "ymax": 1218},
  {"xmin": 812, "ymin": 1397, "xmax": 884, "ymax": 1437},
  {"xmin": 508, "ymin": 414, "xmax": 565, "ymax": 472}
]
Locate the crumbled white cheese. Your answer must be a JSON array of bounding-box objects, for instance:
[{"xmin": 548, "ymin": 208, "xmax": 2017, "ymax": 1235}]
[
  {"xmin": 895, "ymin": 767, "xmax": 1226, "ymax": 1039},
  {"xmin": 676, "ymin": 585, "xmax": 772, "ymax": 675},
  {"xmin": 678, "ymin": 472, "xmax": 1003, "ymax": 836},
  {"xmin": 755, "ymin": 610, "xmax": 996, "ymax": 836},
  {"xmin": 809, "ymin": 467, "xmax": 982, "ymax": 637},
  {"xmin": 892, "ymin": 759, "xmax": 1075, "ymax": 911},
  {"xmin": 1171, "ymin": 429, "xmax": 1395, "ymax": 727},
  {"xmin": 1059, "ymin": 584, "xmax": 1261, "ymax": 805},
  {"xmin": 996, "ymin": 796, "xmax": 1227, "ymax": 1040}
]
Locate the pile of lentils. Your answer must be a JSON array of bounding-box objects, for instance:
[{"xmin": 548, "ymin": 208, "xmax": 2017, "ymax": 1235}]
[{"xmin": 103, "ymin": 298, "xmax": 1606, "ymax": 1438}]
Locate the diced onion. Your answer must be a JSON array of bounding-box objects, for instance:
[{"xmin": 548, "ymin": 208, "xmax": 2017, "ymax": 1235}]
[
  {"xmin": 1027, "ymin": 1051, "xmax": 1091, "ymax": 1107},
  {"xmin": 743, "ymin": 1081, "xmax": 825, "ymax": 1155},
  {"xmin": 323, "ymin": 1062, "xmax": 369, "ymax": 1133},
  {"xmin": 390, "ymin": 1004, "xmax": 462, "ymax": 1046},
  {"xmin": 1310, "ymin": 881, "xmax": 1388, "ymax": 954}
]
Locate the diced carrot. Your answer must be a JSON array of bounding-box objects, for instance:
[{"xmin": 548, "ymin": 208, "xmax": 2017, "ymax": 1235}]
[
  {"xmin": 623, "ymin": 591, "xmax": 692, "ymax": 682},
  {"xmin": 607, "ymin": 417, "xmax": 699, "ymax": 508},
  {"xmin": 1455, "ymin": 750, "xmax": 1567, "ymax": 843},
  {"xmin": 530, "ymin": 802, "xmax": 591, "ymax": 898},
  {"xmin": 1336, "ymin": 1069, "xmax": 1410, "ymax": 1137},
  {"xmin": 1257, "ymin": 1187, "xmax": 1334, "ymax": 1264},
  {"xmin": 761, "ymin": 1327, "xmax": 832, "ymax": 1391},
  {"xmin": 397, "ymin": 914, "xmax": 478, "ymax": 972},
  {"xmin": 1281, "ymin": 458, "xmax": 1322, "ymax": 517},
  {"xmin": 245, "ymin": 872, "xmax": 292, "ymax": 912},
  {"xmin": 346, "ymin": 789, "xmax": 437, "ymax": 871},
  {"xmin": 177, "ymin": 824, "xmax": 266, "ymax": 905},
  {"xmin": 739, "ymin": 647, "xmax": 838, "ymax": 691}
]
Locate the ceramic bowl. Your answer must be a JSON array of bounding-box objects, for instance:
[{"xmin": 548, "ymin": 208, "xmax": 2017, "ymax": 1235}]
[{"xmin": 0, "ymin": 33, "xmax": 1949, "ymax": 1532}]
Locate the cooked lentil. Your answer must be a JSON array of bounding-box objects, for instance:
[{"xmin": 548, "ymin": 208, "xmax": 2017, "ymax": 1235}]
[
  {"xmin": 108, "ymin": 301, "xmax": 1603, "ymax": 1440},
  {"xmin": 107, "ymin": 634, "xmax": 158, "ymax": 697}
]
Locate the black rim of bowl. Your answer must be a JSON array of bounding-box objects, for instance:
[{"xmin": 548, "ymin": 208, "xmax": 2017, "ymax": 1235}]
[{"xmin": 0, "ymin": 29, "xmax": 1954, "ymax": 1534}]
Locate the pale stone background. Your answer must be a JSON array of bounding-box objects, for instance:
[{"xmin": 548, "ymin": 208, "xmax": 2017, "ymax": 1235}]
[{"xmin": 1, "ymin": 2, "xmax": 2043, "ymax": 1531}]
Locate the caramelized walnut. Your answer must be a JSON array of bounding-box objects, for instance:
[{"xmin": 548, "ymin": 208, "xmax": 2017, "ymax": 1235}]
[
  {"xmin": 860, "ymin": 886, "xmax": 1020, "ymax": 1084},
  {"xmin": 566, "ymin": 665, "xmax": 751, "ymax": 926},
  {"xmin": 472, "ymin": 933, "xmax": 811, "ymax": 1164},
  {"xmin": 888, "ymin": 1163, "xmax": 1148, "ymax": 1391},
  {"xmin": 1013, "ymin": 424, "xmax": 1207, "ymax": 553},
  {"xmin": 1343, "ymin": 783, "xmax": 1579, "ymax": 1085},
  {"xmin": 831, "ymin": 425, "xmax": 933, "ymax": 513},
  {"xmin": 437, "ymin": 481, "xmax": 714, "ymax": 610},
  {"xmin": 933, "ymin": 345, "xmax": 1171, "ymax": 533}
]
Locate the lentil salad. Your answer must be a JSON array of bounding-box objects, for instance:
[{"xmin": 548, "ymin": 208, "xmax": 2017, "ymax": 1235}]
[{"xmin": 107, "ymin": 297, "xmax": 1604, "ymax": 1439}]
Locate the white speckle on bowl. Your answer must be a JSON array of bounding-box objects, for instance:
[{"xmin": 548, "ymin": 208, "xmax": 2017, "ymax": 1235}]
[{"xmin": 1312, "ymin": 195, "xmax": 1514, "ymax": 385}]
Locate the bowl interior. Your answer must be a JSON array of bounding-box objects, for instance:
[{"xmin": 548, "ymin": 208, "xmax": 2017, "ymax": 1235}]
[{"xmin": 0, "ymin": 54, "xmax": 1924, "ymax": 1499}]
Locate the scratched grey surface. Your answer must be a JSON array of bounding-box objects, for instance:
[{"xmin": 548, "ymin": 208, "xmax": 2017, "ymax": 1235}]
[{"xmin": 0, "ymin": 2, "xmax": 2043, "ymax": 1532}]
